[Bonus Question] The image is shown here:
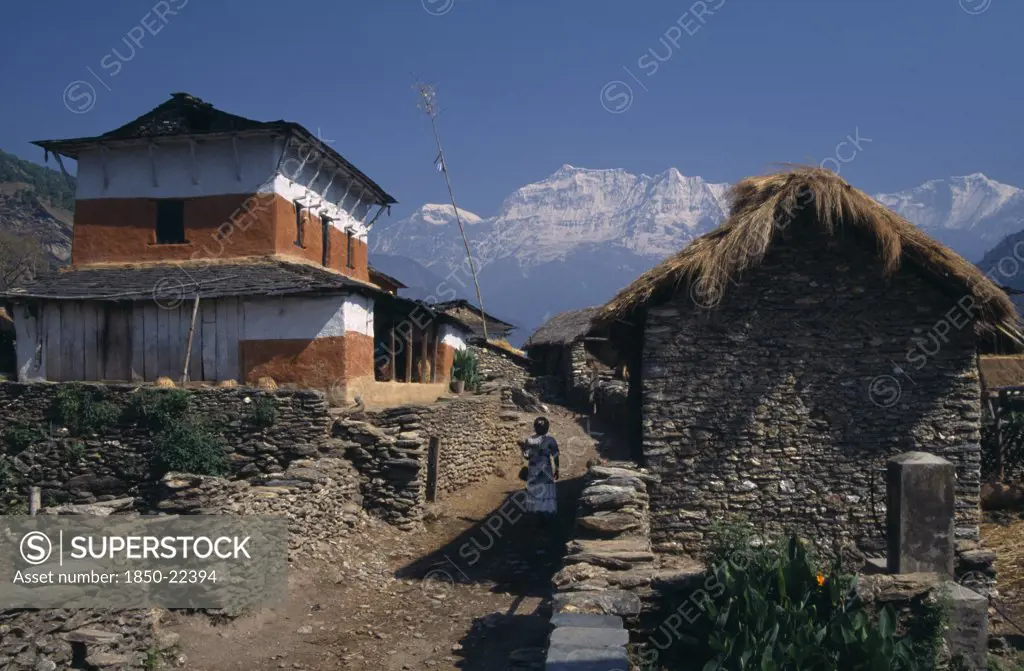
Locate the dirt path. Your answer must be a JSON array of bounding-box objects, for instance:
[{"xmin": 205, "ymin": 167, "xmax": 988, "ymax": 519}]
[{"xmin": 170, "ymin": 407, "xmax": 615, "ymax": 670}]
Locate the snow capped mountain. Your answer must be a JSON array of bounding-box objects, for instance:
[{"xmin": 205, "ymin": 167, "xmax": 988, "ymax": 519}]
[
  {"xmin": 372, "ymin": 166, "xmax": 1024, "ymax": 343},
  {"xmin": 374, "ymin": 165, "xmax": 729, "ymax": 269},
  {"xmin": 874, "ymin": 173, "xmax": 1024, "ymax": 262}
]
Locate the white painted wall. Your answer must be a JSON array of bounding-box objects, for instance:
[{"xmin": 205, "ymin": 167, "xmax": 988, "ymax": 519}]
[
  {"xmin": 439, "ymin": 323, "xmax": 469, "ymax": 350},
  {"xmin": 74, "ymin": 134, "xmax": 377, "ymax": 242},
  {"xmin": 241, "ymin": 294, "xmax": 373, "ymax": 340},
  {"xmin": 75, "ymin": 137, "xmax": 280, "ymax": 200}
]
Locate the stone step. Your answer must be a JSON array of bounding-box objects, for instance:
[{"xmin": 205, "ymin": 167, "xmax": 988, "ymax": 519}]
[
  {"xmin": 552, "ymin": 589, "xmax": 642, "ymax": 618},
  {"xmin": 545, "ymin": 644, "xmax": 629, "ymax": 671},
  {"xmin": 550, "ymin": 626, "xmax": 629, "ymax": 648},
  {"xmin": 566, "ymin": 538, "xmax": 654, "ymax": 561},
  {"xmin": 549, "ymin": 613, "xmax": 623, "ymax": 629}
]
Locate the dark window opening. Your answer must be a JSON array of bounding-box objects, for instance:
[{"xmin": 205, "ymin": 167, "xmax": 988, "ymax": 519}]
[
  {"xmin": 155, "ymin": 200, "xmax": 186, "ymax": 244},
  {"xmin": 321, "ymin": 216, "xmax": 332, "ymax": 267},
  {"xmin": 294, "ymin": 203, "xmax": 305, "ymax": 248},
  {"xmin": 346, "ymin": 229, "xmax": 355, "ymax": 269}
]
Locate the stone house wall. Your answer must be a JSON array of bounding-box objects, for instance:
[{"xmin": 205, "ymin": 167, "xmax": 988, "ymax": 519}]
[
  {"xmin": 470, "ymin": 342, "xmax": 531, "ymax": 388},
  {"xmin": 0, "ymin": 382, "xmax": 338, "ymax": 505},
  {"xmin": 338, "ymin": 392, "xmax": 524, "ymax": 529},
  {"xmin": 640, "ymin": 227, "xmax": 983, "ymax": 555}
]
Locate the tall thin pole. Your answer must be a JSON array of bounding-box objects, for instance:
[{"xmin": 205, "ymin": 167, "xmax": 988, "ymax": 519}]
[{"xmin": 417, "ymin": 82, "xmax": 490, "ymax": 342}]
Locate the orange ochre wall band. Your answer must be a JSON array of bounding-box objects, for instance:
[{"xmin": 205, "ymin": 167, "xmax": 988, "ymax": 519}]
[
  {"xmin": 240, "ymin": 333, "xmax": 375, "ymax": 389},
  {"xmin": 72, "ymin": 193, "xmax": 370, "ymax": 282}
]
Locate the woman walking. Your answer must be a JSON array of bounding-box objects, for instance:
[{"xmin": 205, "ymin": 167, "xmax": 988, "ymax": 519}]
[{"xmin": 522, "ymin": 416, "xmax": 560, "ymax": 522}]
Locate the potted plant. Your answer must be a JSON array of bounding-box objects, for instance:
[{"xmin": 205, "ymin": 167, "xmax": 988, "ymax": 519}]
[{"xmin": 451, "ymin": 348, "xmax": 479, "ymax": 394}]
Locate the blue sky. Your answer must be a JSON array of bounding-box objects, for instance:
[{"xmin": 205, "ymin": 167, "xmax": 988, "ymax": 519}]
[{"xmin": 0, "ymin": 0, "xmax": 1020, "ymax": 221}]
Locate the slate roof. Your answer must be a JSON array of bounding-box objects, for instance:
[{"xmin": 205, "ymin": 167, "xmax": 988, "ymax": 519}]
[
  {"xmin": 3, "ymin": 259, "xmax": 378, "ymax": 302},
  {"xmin": 524, "ymin": 307, "xmax": 599, "ymax": 348},
  {"xmin": 33, "ymin": 92, "xmax": 396, "ymax": 206},
  {"xmin": 432, "ymin": 300, "xmax": 515, "ymax": 331}
]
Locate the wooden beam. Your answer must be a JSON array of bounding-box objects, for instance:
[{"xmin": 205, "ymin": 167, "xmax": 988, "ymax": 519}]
[
  {"xmin": 430, "ymin": 325, "xmax": 439, "ymax": 383},
  {"xmin": 420, "ymin": 324, "xmax": 429, "ymax": 383},
  {"xmin": 389, "ymin": 323, "xmax": 396, "ymax": 382},
  {"xmin": 405, "ymin": 324, "xmax": 413, "ymax": 383}
]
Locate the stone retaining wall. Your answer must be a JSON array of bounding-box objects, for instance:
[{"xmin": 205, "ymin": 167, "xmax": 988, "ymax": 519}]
[
  {"xmin": 0, "ymin": 608, "xmax": 176, "ymax": 671},
  {"xmin": 0, "ymin": 382, "xmax": 334, "ymax": 505},
  {"xmin": 337, "ymin": 392, "xmax": 524, "ymax": 529}
]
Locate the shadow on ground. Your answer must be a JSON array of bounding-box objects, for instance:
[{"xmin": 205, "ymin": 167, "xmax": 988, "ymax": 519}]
[{"xmin": 396, "ymin": 473, "xmax": 584, "ymax": 596}]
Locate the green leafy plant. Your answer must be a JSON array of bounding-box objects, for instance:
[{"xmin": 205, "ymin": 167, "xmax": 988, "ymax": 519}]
[
  {"xmin": 3, "ymin": 423, "xmax": 43, "ymax": 455},
  {"xmin": 151, "ymin": 418, "xmax": 227, "ymax": 477},
  {"xmin": 248, "ymin": 395, "xmax": 278, "ymax": 429},
  {"xmin": 127, "ymin": 388, "xmax": 191, "ymax": 432},
  {"xmin": 127, "ymin": 389, "xmax": 227, "ymax": 478},
  {"xmin": 53, "ymin": 384, "xmax": 120, "ymax": 436},
  {"xmin": 59, "ymin": 439, "xmax": 86, "ymax": 467},
  {"xmin": 670, "ymin": 529, "xmax": 935, "ymax": 671},
  {"xmin": 452, "ymin": 348, "xmax": 480, "ymax": 388}
]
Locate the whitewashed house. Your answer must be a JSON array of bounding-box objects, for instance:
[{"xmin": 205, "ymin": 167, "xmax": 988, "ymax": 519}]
[{"xmin": 5, "ymin": 93, "xmax": 479, "ymax": 400}]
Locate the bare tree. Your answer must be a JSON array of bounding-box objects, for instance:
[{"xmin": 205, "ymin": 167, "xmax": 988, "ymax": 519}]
[
  {"xmin": 0, "ymin": 230, "xmax": 46, "ymax": 293},
  {"xmin": 415, "ymin": 81, "xmax": 490, "ymax": 341}
]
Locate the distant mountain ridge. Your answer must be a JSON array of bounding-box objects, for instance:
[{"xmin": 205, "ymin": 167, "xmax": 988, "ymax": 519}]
[{"xmin": 374, "ymin": 167, "xmax": 1024, "ymax": 343}]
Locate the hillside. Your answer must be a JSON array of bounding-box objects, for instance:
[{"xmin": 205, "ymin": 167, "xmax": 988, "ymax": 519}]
[{"xmin": 0, "ymin": 150, "xmax": 75, "ymax": 265}]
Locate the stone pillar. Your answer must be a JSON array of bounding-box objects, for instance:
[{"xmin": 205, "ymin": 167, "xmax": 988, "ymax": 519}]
[{"xmin": 886, "ymin": 452, "xmax": 955, "ymax": 577}]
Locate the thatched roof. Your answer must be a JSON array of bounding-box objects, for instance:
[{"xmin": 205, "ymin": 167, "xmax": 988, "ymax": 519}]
[
  {"xmin": 979, "ymin": 355, "xmax": 1024, "ymax": 390},
  {"xmin": 525, "ymin": 307, "xmax": 600, "ymax": 348},
  {"xmin": 597, "ymin": 167, "xmax": 1021, "ymax": 342}
]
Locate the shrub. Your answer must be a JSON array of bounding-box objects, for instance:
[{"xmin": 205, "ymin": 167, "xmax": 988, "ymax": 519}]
[
  {"xmin": 127, "ymin": 388, "xmax": 191, "ymax": 432},
  {"xmin": 3, "ymin": 423, "xmax": 43, "ymax": 455},
  {"xmin": 670, "ymin": 529, "xmax": 936, "ymax": 671},
  {"xmin": 126, "ymin": 388, "xmax": 226, "ymax": 478},
  {"xmin": 151, "ymin": 418, "xmax": 227, "ymax": 477},
  {"xmin": 53, "ymin": 384, "xmax": 120, "ymax": 436},
  {"xmin": 248, "ymin": 396, "xmax": 277, "ymax": 429}
]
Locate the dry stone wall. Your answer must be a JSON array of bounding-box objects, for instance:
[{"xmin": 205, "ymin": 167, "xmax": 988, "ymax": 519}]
[
  {"xmin": 641, "ymin": 227, "xmax": 983, "ymax": 556},
  {"xmin": 0, "ymin": 382, "xmax": 335, "ymax": 504},
  {"xmin": 471, "ymin": 342, "xmax": 531, "ymax": 388},
  {"xmin": 0, "ymin": 608, "xmax": 176, "ymax": 671},
  {"xmin": 337, "ymin": 392, "xmax": 525, "ymax": 529}
]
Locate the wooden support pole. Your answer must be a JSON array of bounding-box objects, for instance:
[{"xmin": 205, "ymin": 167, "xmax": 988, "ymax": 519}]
[
  {"xmin": 430, "ymin": 325, "xmax": 439, "ymax": 383},
  {"xmin": 405, "ymin": 325, "xmax": 413, "ymax": 383},
  {"xmin": 29, "ymin": 487, "xmax": 41, "ymax": 516},
  {"xmin": 389, "ymin": 323, "xmax": 397, "ymax": 382},
  {"xmin": 420, "ymin": 325, "xmax": 429, "ymax": 383},
  {"xmin": 182, "ymin": 295, "xmax": 201, "ymax": 384}
]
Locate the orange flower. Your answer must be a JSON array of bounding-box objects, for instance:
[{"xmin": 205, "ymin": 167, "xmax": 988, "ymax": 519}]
[{"xmin": 816, "ymin": 574, "xmax": 825, "ymax": 586}]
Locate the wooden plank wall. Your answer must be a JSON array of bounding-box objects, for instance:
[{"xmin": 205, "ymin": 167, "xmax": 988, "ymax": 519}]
[{"xmin": 41, "ymin": 299, "xmax": 244, "ymax": 382}]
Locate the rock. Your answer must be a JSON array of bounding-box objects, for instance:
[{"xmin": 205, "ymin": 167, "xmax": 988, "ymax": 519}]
[
  {"xmin": 553, "ymin": 589, "xmax": 643, "ymax": 617},
  {"xmin": 65, "ymin": 629, "xmax": 122, "ymax": 645},
  {"xmin": 577, "ymin": 512, "xmax": 640, "ymax": 535},
  {"xmin": 85, "ymin": 651, "xmax": 135, "ymax": 667}
]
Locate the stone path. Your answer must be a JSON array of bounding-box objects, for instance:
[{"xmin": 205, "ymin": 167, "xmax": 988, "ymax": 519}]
[{"xmin": 171, "ymin": 406, "xmax": 617, "ymax": 670}]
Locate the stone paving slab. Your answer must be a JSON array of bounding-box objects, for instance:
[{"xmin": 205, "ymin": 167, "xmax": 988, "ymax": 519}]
[
  {"xmin": 549, "ymin": 626, "xmax": 629, "ymax": 648},
  {"xmin": 545, "ymin": 644, "xmax": 629, "ymax": 670},
  {"xmin": 549, "ymin": 613, "xmax": 623, "ymax": 629}
]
